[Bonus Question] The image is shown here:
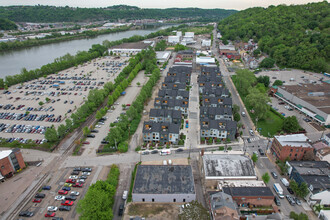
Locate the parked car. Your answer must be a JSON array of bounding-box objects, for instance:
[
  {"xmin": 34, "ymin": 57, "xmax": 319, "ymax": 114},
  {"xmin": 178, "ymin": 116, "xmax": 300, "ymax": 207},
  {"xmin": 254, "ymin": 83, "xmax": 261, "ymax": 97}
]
[
  {"xmin": 249, "ymin": 129, "xmax": 254, "ymax": 136},
  {"xmin": 70, "ymin": 191, "xmax": 80, "ymax": 196},
  {"xmin": 82, "ymin": 172, "xmax": 90, "ymax": 176},
  {"xmin": 42, "ymin": 185, "xmax": 51, "ymax": 190},
  {"xmin": 287, "ymin": 187, "xmax": 294, "ymax": 194},
  {"xmin": 247, "ymin": 138, "xmax": 251, "ymax": 143},
  {"xmin": 73, "ymin": 167, "xmax": 81, "ymax": 171},
  {"xmin": 59, "ymin": 206, "xmax": 71, "ymax": 211},
  {"xmin": 295, "ymin": 197, "xmax": 302, "ymax": 206},
  {"xmin": 62, "ymin": 187, "xmax": 71, "ymax": 191},
  {"xmin": 286, "ymin": 195, "xmax": 296, "ymax": 206},
  {"xmin": 79, "ymin": 175, "xmax": 87, "ymax": 179},
  {"xmin": 271, "ymin": 172, "xmax": 278, "ymax": 179},
  {"xmin": 19, "ymin": 211, "xmax": 34, "ymax": 217},
  {"xmin": 55, "ymin": 196, "xmax": 65, "ymax": 201},
  {"xmin": 45, "ymin": 212, "xmax": 56, "ymax": 217},
  {"xmin": 73, "ymin": 183, "xmax": 83, "ymax": 187},
  {"xmin": 61, "ymin": 200, "xmax": 74, "ymax": 206},
  {"xmin": 86, "ymin": 134, "xmax": 95, "ymax": 138},
  {"xmin": 35, "ymin": 193, "xmax": 46, "ymax": 198},
  {"xmin": 122, "ymin": 190, "xmax": 128, "ymax": 200},
  {"xmin": 118, "ymin": 204, "xmax": 124, "ymax": 216},
  {"xmin": 65, "ymin": 195, "xmax": 77, "ymax": 201},
  {"xmin": 141, "ymin": 151, "xmax": 149, "ymax": 155},
  {"xmin": 82, "ymin": 167, "xmax": 92, "ymax": 172},
  {"xmin": 71, "ymin": 171, "xmax": 79, "ymax": 175},
  {"xmin": 258, "ymin": 149, "xmax": 265, "ymax": 156},
  {"xmin": 47, "ymin": 206, "xmax": 58, "ymax": 212},
  {"xmin": 151, "ymin": 150, "xmax": 159, "ymax": 154},
  {"xmin": 58, "ymin": 190, "xmax": 68, "ymax": 195},
  {"xmin": 176, "ymin": 148, "xmax": 184, "ymax": 152},
  {"xmin": 51, "ymin": 217, "xmax": 63, "ymax": 220},
  {"xmin": 69, "ymin": 175, "xmax": 78, "ymax": 179},
  {"xmin": 303, "ymin": 118, "xmax": 311, "ymax": 122},
  {"xmin": 64, "ymin": 183, "xmax": 72, "ymax": 187},
  {"xmin": 32, "ymin": 198, "xmax": 42, "ymax": 203},
  {"xmin": 274, "ymin": 196, "xmax": 281, "ymax": 206}
]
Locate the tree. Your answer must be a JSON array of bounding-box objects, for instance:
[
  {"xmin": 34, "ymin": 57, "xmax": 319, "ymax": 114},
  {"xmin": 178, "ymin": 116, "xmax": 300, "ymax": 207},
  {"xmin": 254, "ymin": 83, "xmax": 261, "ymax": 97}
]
[
  {"xmin": 45, "ymin": 97, "xmax": 50, "ymax": 103},
  {"xmin": 38, "ymin": 101, "xmax": 44, "ymax": 106},
  {"xmin": 136, "ymin": 82, "xmax": 141, "ymax": 87},
  {"xmin": 262, "ymin": 172, "xmax": 270, "ymax": 184},
  {"xmin": 0, "ymin": 78, "xmax": 4, "ymax": 89},
  {"xmin": 246, "ymin": 88, "xmax": 270, "ymax": 120},
  {"xmin": 290, "ymin": 211, "xmax": 308, "ymax": 220},
  {"xmin": 107, "ymin": 95, "xmax": 114, "ymax": 106},
  {"xmin": 95, "ymin": 110, "xmax": 103, "ymax": 120},
  {"xmin": 178, "ymin": 200, "xmax": 210, "ymax": 220},
  {"xmin": 234, "ymin": 113, "xmax": 241, "ymax": 122},
  {"xmin": 232, "ymin": 104, "xmax": 240, "ymax": 114},
  {"xmin": 283, "ymin": 116, "xmax": 300, "ymax": 133},
  {"xmin": 251, "ymin": 153, "xmax": 258, "ymax": 163},
  {"xmin": 253, "ymin": 48, "xmax": 261, "ymax": 57},
  {"xmin": 118, "ymin": 142, "xmax": 128, "ymax": 153},
  {"xmin": 257, "ymin": 75, "xmax": 270, "ymax": 87},
  {"xmin": 259, "ymin": 57, "xmax": 275, "ymax": 68},
  {"xmin": 298, "ymin": 182, "xmax": 309, "ymax": 198},
  {"xmin": 57, "ymin": 124, "xmax": 67, "ymax": 139},
  {"xmin": 273, "ymin": 80, "xmax": 283, "ymax": 86},
  {"xmin": 83, "ymin": 126, "xmax": 90, "ymax": 136},
  {"xmin": 45, "ymin": 127, "xmax": 59, "ymax": 142}
]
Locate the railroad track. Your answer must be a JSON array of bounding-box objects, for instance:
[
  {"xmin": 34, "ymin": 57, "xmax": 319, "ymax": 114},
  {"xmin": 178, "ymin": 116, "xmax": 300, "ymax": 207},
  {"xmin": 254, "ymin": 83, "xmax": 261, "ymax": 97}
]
[{"xmin": 6, "ymin": 173, "xmax": 48, "ymax": 220}]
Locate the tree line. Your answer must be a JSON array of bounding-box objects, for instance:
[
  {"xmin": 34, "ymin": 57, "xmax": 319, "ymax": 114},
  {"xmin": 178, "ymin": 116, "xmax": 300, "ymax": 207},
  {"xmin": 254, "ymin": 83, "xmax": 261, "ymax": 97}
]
[
  {"xmin": 102, "ymin": 49, "xmax": 161, "ymax": 153},
  {"xmin": 0, "ymin": 25, "xmax": 131, "ymax": 52},
  {"xmin": 0, "ymin": 18, "xmax": 17, "ymax": 30},
  {"xmin": 0, "ymin": 5, "xmax": 237, "ymax": 22},
  {"xmin": 218, "ymin": 1, "xmax": 329, "ymax": 73},
  {"xmin": 77, "ymin": 164, "xmax": 119, "ymax": 219}
]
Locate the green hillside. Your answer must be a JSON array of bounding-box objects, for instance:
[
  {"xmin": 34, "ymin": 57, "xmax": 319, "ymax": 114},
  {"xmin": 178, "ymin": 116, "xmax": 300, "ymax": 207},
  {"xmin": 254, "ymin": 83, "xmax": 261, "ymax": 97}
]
[
  {"xmin": 218, "ymin": 2, "xmax": 330, "ymax": 72},
  {"xmin": 0, "ymin": 18, "xmax": 17, "ymax": 30},
  {"xmin": 0, "ymin": 5, "xmax": 237, "ymax": 23}
]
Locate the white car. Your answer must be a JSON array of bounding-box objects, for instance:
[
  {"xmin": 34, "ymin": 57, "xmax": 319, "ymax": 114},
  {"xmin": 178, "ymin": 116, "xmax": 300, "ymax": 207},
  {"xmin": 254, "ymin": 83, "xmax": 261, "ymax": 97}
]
[
  {"xmin": 70, "ymin": 191, "xmax": 80, "ymax": 196},
  {"xmin": 122, "ymin": 190, "xmax": 128, "ymax": 200},
  {"xmin": 249, "ymin": 129, "xmax": 254, "ymax": 136},
  {"xmin": 77, "ymin": 179, "xmax": 85, "ymax": 183},
  {"xmin": 82, "ymin": 172, "xmax": 90, "ymax": 176},
  {"xmin": 55, "ymin": 196, "xmax": 65, "ymax": 201},
  {"xmin": 69, "ymin": 175, "xmax": 78, "ymax": 179},
  {"xmin": 47, "ymin": 206, "xmax": 58, "ymax": 212},
  {"xmin": 95, "ymin": 125, "xmax": 101, "ymax": 128}
]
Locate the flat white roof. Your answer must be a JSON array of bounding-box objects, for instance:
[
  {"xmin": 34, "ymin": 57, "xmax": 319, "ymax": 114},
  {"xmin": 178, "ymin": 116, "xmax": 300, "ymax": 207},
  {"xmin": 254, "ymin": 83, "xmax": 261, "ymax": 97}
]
[
  {"xmin": 275, "ymin": 134, "xmax": 312, "ymax": 148},
  {"xmin": 196, "ymin": 57, "xmax": 215, "ymax": 64},
  {"xmin": 156, "ymin": 51, "xmax": 171, "ymax": 60},
  {"xmin": 0, "ymin": 150, "xmax": 12, "ymax": 160}
]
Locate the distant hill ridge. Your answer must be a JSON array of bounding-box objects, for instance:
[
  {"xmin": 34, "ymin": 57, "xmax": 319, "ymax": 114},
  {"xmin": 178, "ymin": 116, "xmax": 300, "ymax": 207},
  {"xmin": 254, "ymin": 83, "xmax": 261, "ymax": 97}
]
[{"xmin": 0, "ymin": 5, "xmax": 237, "ymax": 22}]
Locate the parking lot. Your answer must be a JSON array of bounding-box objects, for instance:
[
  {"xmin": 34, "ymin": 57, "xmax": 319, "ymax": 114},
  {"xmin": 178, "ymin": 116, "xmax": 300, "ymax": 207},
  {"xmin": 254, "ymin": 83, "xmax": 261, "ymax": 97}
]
[
  {"xmin": 17, "ymin": 166, "xmax": 96, "ymax": 220},
  {"xmin": 256, "ymin": 69, "xmax": 323, "ymax": 86},
  {"xmin": 0, "ymin": 56, "xmax": 129, "ymax": 144}
]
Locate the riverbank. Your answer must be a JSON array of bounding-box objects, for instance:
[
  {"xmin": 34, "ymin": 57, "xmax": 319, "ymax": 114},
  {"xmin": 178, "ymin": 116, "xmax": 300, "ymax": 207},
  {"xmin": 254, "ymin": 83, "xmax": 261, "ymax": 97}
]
[{"xmin": 0, "ymin": 25, "xmax": 131, "ymax": 52}]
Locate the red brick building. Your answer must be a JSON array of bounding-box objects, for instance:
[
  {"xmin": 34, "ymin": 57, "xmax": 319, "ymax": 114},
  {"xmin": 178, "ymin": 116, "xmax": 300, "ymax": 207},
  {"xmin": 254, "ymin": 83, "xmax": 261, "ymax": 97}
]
[
  {"xmin": 271, "ymin": 134, "xmax": 313, "ymax": 161},
  {"xmin": 223, "ymin": 187, "xmax": 274, "ymax": 207},
  {"xmin": 0, "ymin": 148, "xmax": 26, "ymax": 178}
]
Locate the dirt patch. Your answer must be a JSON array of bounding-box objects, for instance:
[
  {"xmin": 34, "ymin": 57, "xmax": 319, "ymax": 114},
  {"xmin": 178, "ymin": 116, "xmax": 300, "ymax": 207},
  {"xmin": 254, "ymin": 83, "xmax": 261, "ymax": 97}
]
[
  {"xmin": 310, "ymin": 122, "xmax": 326, "ymax": 131},
  {"xmin": 97, "ymin": 166, "xmax": 111, "ymax": 181},
  {"xmin": 125, "ymin": 203, "xmax": 180, "ymax": 220}
]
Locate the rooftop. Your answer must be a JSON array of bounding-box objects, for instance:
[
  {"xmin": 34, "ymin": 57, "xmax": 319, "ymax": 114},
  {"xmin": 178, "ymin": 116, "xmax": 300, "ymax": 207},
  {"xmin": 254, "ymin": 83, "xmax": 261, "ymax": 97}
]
[
  {"xmin": 289, "ymin": 161, "xmax": 330, "ymax": 176},
  {"xmin": 0, "ymin": 150, "xmax": 12, "ymax": 160},
  {"xmin": 275, "ymin": 134, "xmax": 312, "ymax": 148},
  {"xmin": 202, "ymin": 154, "xmax": 256, "ymax": 178},
  {"xmin": 223, "ymin": 187, "xmax": 274, "ymax": 197},
  {"xmin": 143, "ymin": 121, "xmax": 180, "ymax": 134},
  {"xmin": 196, "ymin": 57, "xmax": 216, "ymax": 64},
  {"xmin": 133, "ymin": 165, "xmax": 195, "ymax": 194},
  {"xmin": 209, "ymin": 191, "xmax": 236, "ymax": 211},
  {"xmin": 278, "ymin": 83, "xmax": 330, "ymax": 114},
  {"xmin": 156, "ymin": 51, "xmax": 171, "ymax": 60},
  {"xmin": 111, "ymin": 41, "xmax": 153, "ymax": 50}
]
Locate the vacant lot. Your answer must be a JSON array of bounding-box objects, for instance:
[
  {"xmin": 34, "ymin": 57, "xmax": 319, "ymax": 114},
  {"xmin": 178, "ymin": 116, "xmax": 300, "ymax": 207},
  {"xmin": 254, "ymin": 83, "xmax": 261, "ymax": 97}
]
[{"xmin": 125, "ymin": 203, "xmax": 180, "ymax": 220}]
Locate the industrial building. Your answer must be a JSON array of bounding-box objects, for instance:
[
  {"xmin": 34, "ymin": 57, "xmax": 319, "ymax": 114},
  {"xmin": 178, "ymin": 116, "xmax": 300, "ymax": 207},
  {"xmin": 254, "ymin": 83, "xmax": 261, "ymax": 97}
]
[
  {"xmin": 274, "ymin": 82, "xmax": 330, "ymax": 126},
  {"xmin": 132, "ymin": 165, "xmax": 196, "ymax": 203},
  {"xmin": 200, "ymin": 153, "xmax": 256, "ymax": 189},
  {"xmin": 108, "ymin": 41, "xmax": 154, "ymax": 56},
  {"xmin": 0, "ymin": 148, "xmax": 26, "ymax": 180}
]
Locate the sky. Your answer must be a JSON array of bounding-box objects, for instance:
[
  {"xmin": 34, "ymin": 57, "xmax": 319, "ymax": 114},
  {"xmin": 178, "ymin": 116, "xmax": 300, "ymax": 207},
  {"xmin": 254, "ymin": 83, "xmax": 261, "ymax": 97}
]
[{"xmin": 0, "ymin": 0, "xmax": 324, "ymax": 10}]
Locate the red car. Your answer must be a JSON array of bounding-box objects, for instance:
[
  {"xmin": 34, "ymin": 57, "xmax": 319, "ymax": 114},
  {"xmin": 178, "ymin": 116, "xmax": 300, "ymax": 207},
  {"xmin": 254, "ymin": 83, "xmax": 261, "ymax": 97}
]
[
  {"xmin": 66, "ymin": 179, "xmax": 76, "ymax": 183},
  {"xmin": 61, "ymin": 200, "xmax": 74, "ymax": 206},
  {"xmin": 33, "ymin": 198, "xmax": 42, "ymax": 203},
  {"xmin": 73, "ymin": 183, "xmax": 83, "ymax": 188},
  {"xmin": 58, "ymin": 190, "xmax": 68, "ymax": 195},
  {"xmin": 82, "ymin": 141, "xmax": 90, "ymax": 145},
  {"xmin": 45, "ymin": 212, "xmax": 55, "ymax": 217}
]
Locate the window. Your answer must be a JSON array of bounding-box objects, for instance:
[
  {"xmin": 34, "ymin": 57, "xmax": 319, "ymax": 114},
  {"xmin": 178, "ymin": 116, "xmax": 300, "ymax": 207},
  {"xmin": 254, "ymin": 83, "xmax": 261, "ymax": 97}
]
[
  {"xmin": 296, "ymin": 149, "xmax": 299, "ymax": 152},
  {"xmin": 152, "ymin": 198, "xmax": 155, "ymax": 202},
  {"xmin": 290, "ymin": 149, "xmax": 293, "ymax": 152},
  {"xmin": 173, "ymin": 199, "xmax": 176, "ymax": 202},
  {"xmin": 142, "ymin": 198, "xmax": 145, "ymax": 202},
  {"xmin": 1, "ymin": 165, "xmax": 4, "ymax": 169},
  {"xmin": 183, "ymin": 199, "xmax": 186, "ymax": 202}
]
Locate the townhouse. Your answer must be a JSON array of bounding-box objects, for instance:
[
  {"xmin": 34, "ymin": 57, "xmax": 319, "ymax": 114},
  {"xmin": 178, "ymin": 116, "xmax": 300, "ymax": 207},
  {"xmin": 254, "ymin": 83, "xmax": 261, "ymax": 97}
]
[{"xmin": 143, "ymin": 121, "xmax": 180, "ymax": 145}]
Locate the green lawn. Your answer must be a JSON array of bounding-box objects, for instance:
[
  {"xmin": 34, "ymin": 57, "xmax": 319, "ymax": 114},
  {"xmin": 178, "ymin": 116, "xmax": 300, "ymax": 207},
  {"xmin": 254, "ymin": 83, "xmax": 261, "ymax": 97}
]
[{"xmin": 251, "ymin": 111, "xmax": 283, "ymax": 137}]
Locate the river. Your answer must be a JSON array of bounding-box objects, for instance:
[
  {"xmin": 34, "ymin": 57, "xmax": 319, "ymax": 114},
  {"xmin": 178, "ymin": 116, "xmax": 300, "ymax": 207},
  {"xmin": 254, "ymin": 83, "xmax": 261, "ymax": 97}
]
[{"xmin": 0, "ymin": 26, "xmax": 172, "ymax": 78}]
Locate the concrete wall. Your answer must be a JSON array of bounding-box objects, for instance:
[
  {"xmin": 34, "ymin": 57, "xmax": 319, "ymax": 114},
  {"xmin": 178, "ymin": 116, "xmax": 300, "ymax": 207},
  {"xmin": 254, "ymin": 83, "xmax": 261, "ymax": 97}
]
[{"xmin": 132, "ymin": 193, "xmax": 196, "ymax": 203}]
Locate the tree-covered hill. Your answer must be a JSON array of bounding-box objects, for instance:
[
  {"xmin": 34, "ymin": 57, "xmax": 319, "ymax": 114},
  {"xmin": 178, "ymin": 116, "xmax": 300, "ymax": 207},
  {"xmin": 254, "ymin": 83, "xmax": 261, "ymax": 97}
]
[
  {"xmin": 0, "ymin": 5, "xmax": 237, "ymax": 23},
  {"xmin": 218, "ymin": 1, "xmax": 330, "ymax": 73},
  {"xmin": 0, "ymin": 18, "xmax": 17, "ymax": 30}
]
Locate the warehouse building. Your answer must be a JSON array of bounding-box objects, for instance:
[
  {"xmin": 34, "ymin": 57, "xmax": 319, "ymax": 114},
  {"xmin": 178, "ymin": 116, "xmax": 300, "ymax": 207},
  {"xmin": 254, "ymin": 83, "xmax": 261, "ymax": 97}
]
[
  {"xmin": 0, "ymin": 148, "xmax": 26, "ymax": 179},
  {"xmin": 132, "ymin": 165, "xmax": 196, "ymax": 203}
]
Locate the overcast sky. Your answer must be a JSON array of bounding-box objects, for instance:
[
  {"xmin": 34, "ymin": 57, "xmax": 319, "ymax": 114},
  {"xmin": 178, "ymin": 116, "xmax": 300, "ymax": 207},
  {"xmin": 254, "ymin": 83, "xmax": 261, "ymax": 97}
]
[{"xmin": 0, "ymin": 0, "xmax": 324, "ymax": 10}]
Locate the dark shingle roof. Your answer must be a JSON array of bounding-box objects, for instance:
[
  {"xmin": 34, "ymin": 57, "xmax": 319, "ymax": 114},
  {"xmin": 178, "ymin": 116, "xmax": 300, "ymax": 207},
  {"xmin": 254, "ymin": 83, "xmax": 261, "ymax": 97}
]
[
  {"xmin": 158, "ymin": 89, "xmax": 189, "ymax": 99},
  {"xmin": 223, "ymin": 187, "xmax": 274, "ymax": 197},
  {"xmin": 133, "ymin": 165, "xmax": 195, "ymax": 194},
  {"xmin": 201, "ymin": 119, "xmax": 237, "ymax": 131},
  {"xmin": 143, "ymin": 121, "xmax": 180, "ymax": 134},
  {"xmin": 149, "ymin": 109, "xmax": 181, "ymax": 120},
  {"xmin": 200, "ymin": 106, "xmax": 232, "ymax": 117}
]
